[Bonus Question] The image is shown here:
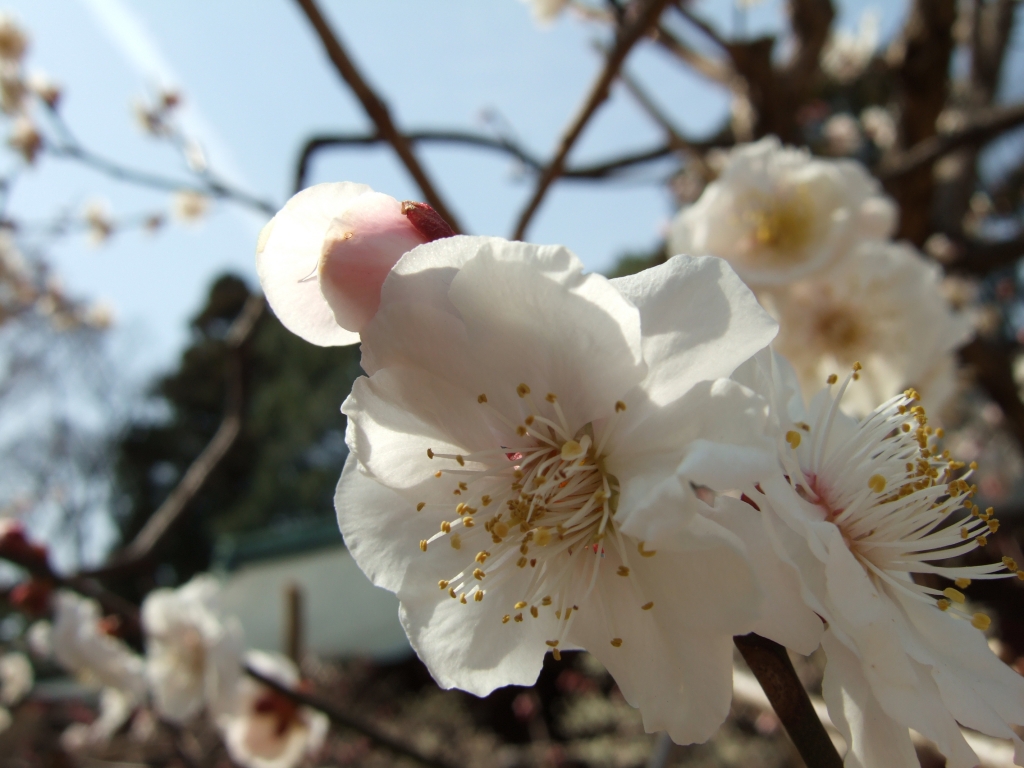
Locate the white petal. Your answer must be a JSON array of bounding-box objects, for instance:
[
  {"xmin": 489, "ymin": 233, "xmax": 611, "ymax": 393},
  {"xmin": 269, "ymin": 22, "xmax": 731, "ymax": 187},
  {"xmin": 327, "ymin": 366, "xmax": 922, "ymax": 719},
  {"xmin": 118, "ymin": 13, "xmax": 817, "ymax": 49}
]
[
  {"xmin": 256, "ymin": 182, "xmax": 369, "ymax": 347},
  {"xmin": 821, "ymin": 629, "xmax": 920, "ymax": 768},
  {"xmin": 611, "ymin": 255, "xmax": 776, "ymax": 411}
]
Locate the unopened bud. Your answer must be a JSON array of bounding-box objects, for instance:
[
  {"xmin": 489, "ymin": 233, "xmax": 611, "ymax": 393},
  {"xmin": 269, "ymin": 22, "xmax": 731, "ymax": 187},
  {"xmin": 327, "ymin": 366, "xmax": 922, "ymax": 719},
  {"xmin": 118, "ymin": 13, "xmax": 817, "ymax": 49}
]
[{"xmin": 401, "ymin": 200, "xmax": 456, "ymax": 242}]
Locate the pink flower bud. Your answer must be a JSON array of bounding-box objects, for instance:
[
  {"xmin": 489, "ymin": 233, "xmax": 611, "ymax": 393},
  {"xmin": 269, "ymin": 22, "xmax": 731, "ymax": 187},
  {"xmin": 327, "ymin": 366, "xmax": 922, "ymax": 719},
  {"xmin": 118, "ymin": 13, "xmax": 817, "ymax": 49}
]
[{"xmin": 256, "ymin": 183, "xmax": 455, "ymax": 346}]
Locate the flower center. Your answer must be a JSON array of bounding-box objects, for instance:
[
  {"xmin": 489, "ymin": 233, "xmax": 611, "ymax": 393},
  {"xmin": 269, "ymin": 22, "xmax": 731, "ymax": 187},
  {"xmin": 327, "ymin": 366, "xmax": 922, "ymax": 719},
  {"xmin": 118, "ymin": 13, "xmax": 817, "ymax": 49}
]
[
  {"xmin": 785, "ymin": 370, "xmax": 1018, "ymax": 630},
  {"xmin": 812, "ymin": 303, "xmax": 869, "ymax": 359},
  {"xmin": 417, "ymin": 386, "xmax": 655, "ymax": 655},
  {"xmin": 742, "ymin": 187, "xmax": 815, "ymax": 263}
]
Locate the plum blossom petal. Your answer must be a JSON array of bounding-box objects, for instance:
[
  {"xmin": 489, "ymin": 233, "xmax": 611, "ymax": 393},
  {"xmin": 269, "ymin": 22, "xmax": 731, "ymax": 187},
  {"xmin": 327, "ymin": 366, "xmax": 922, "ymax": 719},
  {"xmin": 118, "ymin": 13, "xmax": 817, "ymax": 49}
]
[
  {"xmin": 669, "ymin": 137, "xmax": 895, "ymax": 286},
  {"xmin": 142, "ymin": 574, "xmax": 244, "ymax": 723},
  {"xmin": 219, "ymin": 651, "xmax": 328, "ymax": 768},
  {"xmin": 747, "ymin": 364, "xmax": 1024, "ymax": 766},
  {"xmin": 0, "ymin": 652, "xmax": 32, "ymax": 706},
  {"xmin": 337, "ymin": 236, "xmax": 776, "ymax": 743}
]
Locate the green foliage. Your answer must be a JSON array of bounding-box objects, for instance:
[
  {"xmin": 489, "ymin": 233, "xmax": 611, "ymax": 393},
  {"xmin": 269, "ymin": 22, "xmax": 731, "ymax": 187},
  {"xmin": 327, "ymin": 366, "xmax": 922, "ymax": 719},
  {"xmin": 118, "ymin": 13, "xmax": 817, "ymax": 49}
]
[
  {"xmin": 603, "ymin": 245, "xmax": 666, "ymax": 279},
  {"xmin": 112, "ymin": 274, "xmax": 360, "ymax": 590}
]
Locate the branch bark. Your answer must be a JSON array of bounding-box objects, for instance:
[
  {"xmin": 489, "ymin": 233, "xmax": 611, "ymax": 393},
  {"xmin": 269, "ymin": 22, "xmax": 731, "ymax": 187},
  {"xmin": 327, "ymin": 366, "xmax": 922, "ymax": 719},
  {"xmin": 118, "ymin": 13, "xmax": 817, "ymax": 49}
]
[
  {"xmin": 511, "ymin": 0, "xmax": 673, "ymax": 240},
  {"xmin": 83, "ymin": 294, "xmax": 265, "ymax": 578},
  {"xmin": 960, "ymin": 338, "xmax": 1024, "ymax": 454},
  {"xmin": 293, "ymin": 0, "xmax": 462, "ymax": 232},
  {"xmin": 734, "ymin": 633, "xmax": 844, "ymax": 768}
]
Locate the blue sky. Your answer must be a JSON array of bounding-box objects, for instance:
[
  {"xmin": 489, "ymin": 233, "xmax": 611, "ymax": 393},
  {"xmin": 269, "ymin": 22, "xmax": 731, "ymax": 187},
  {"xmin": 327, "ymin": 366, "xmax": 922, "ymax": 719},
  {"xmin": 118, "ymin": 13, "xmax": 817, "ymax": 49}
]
[{"xmin": 4, "ymin": 0, "xmax": 908, "ymax": 379}]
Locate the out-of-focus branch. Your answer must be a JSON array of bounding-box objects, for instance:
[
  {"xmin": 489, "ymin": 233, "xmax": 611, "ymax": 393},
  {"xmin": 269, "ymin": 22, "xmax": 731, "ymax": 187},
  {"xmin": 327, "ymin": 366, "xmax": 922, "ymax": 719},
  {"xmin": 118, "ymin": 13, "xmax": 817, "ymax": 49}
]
[
  {"xmin": 243, "ymin": 663, "xmax": 461, "ymax": 768},
  {"xmin": 961, "ymin": 338, "xmax": 1024, "ymax": 455},
  {"xmin": 295, "ymin": 130, "xmax": 706, "ymax": 191},
  {"xmin": 511, "ymin": 0, "xmax": 673, "ymax": 240},
  {"xmin": 878, "ymin": 102, "xmax": 1024, "ymax": 182},
  {"xmin": 41, "ymin": 106, "xmax": 277, "ymax": 216},
  {"xmin": 733, "ymin": 633, "xmax": 844, "ymax": 768},
  {"xmin": 82, "ymin": 294, "xmax": 265, "ymax": 578},
  {"xmin": 944, "ymin": 234, "xmax": 1024, "ymax": 276},
  {"xmin": 650, "ymin": 23, "xmax": 733, "ymax": 86},
  {"xmin": 673, "ymin": 1, "xmax": 728, "ymax": 50},
  {"xmin": 293, "ymin": 0, "xmax": 462, "ymax": 232}
]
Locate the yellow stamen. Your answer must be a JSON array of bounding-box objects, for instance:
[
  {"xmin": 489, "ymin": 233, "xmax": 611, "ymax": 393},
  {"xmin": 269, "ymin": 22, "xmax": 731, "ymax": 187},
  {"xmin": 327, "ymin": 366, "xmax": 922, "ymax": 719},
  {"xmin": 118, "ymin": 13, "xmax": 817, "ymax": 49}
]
[
  {"xmin": 943, "ymin": 587, "xmax": 966, "ymax": 604},
  {"xmin": 972, "ymin": 613, "xmax": 991, "ymax": 631},
  {"xmin": 786, "ymin": 430, "xmax": 802, "ymax": 449},
  {"xmin": 610, "ymin": 638, "xmax": 623, "ymax": 647},
  {"xmin": 868, "ymin": 474, "xmax": 886, "ymax": 493}
]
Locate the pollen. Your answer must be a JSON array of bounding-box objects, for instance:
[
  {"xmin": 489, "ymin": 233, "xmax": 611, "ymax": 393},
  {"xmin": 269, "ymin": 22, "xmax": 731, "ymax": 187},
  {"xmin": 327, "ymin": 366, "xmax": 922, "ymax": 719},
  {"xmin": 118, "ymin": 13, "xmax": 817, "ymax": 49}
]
[
  {"xmin": 478, "ymin": 394, "xmax": 488, "ymax": 404},
  {"xmin": 450, "ymin": 534, "xmax": 462, "ymax": 550},
  {"xmin": 641, "ymin": 601, "xmax": 654, "ymax": 610},
  {"xmin": 1003, "ymin": 557, "xmax": 1018, "ymax": 571},
  {"xmin": 937, "ymin": 599, "xmax": 951, "ymax": 611},
  {"xmin": 942, "ymin": 587, "xmax": 966, "ymax": 604},
  {"xmin": 438, "ymin": 580, "xmax": 449, "ymax": 589},
  {"xmin": 638, "ymin": 541, "xmax": 656, "ymax": 557},
  {"xmin": 615, "ymin": 401, "xmax": 627, "ymax": 412},
  {"xmin": 419, "ymin": 540, "xmax": 428, "ymax": 552},
  {"xmin": 440, "ymin": 521, "xmax": 451, "ymax": 533},
  {"xmin": 546, "ymin": 393, "xmax": 557, "ymax": 403},
  {"xmin": 474, "ymin": 590, "xmax": 484, "ymax": 602},
  {"xmin": 610, "ymin": 638, "xmax": 623, "ymax": 647},
  {"xmin": 972, "ymin": 613, "xmax": 992, "ymax": 631},
  {"xmin": 514, "ymin": 613, "xmax": 523, "ymax": 622},
  {"xmin": 475, "ymin": 551, "xmax": 490, "ymax": 563},
  {"xmin": 502, "ymin": 615, "xmax": 510, "ymax": 624},
  {"xmin": 517, "ymin": 383, "xmax": 531, "ymax": 398},
  {"xmin": 617, "ymin": 566, "xmax": 630, "ymax": 577},
  {"xmin": 416, "ymin": 502, "xmax": 426, "ymax": 512},
  {"xmin": 514, "ymin": 601, "xmax": 527, "ymax": 609},
  {"xmin": 955, "ymin": 577, "xmax": 971, "ymax": 589},
  {"xmin": 827, "ymin": 373, "xmax": 838, "ymax": 385},
  {"xmin": 545, "ymin": 640, "xmax": 559, "ymax": 647},
  {"xmin": 530, "ymin": 606, "xmax": 538, "ymax": 618},
  {"xmin": 785, "ymin": 430, "xmax": 802, "ymax": 449},
  {"xmin": 473, "ymin": 568, "xmax": 485, "ymax": 580},
  {"xmin": 426, "ymin": 448, "xmax": 434, "ymax": 459},
  {"xmin": 868, "ymin": 475, "xmax": 886, "ymax": 493}
]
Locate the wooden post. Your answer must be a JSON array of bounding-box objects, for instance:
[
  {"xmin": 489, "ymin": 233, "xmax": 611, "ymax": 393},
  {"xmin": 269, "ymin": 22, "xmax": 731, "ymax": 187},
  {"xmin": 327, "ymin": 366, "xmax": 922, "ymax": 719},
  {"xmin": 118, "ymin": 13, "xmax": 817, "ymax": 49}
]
[{"xmin": 284, "ymin": 581, "xmax": 304, "ymax": 665}]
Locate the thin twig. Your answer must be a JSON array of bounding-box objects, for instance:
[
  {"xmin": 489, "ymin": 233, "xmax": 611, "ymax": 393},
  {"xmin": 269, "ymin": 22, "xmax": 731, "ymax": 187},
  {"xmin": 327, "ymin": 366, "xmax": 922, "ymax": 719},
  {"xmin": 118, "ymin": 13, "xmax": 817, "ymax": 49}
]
[
  {"xmin": 82, "ymin": 295, "xmax": 265, "ymax": 578},
  {"xmin": 243, "ymin": 664, "xmax": 461, "ymax": 768},
  {"xmin": 511, "ymin": 0, "xmax": 673, "ymax": 240},
  {"xmin": 878, "ymin": 102, "xmax": 1024, "ymax": 182},
  {"xmin": 672, "ymin": 0, "xmax": 729, "ymax": 50},
  {"xmin": 733, "ymin": 633, "xmax": 843, "ymax": 768},
  {"xmin": 293, "ymin": 0, "xmax": 462, "ymax": 232}
]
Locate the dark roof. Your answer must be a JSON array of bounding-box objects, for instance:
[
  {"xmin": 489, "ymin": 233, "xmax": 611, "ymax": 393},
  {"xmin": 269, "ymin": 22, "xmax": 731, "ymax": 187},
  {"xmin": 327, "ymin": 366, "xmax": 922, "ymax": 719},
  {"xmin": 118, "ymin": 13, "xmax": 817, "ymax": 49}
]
[{"xmin": 212, "ymin": 517, "xmax": 343, "ymax": 572}]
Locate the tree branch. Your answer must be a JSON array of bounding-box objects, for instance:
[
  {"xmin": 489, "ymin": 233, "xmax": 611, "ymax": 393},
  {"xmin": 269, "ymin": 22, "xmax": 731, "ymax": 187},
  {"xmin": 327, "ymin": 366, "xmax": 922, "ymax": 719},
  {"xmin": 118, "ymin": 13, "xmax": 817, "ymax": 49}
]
[
  {"xmin": 511, "ymin": 0, "xmax": 673, "ymax": 240},
  {"xmin": 293, "ymin": 0, "xmax": 462, "ymax": 232},
  {"xmin": 944, "ymin": 234, "xmax": 1024, "ymax": 276},
  {"xmin": 243, "ymin": 664, "xmax": 461, "ymax": 768},
  {"xmin": 960, "ymin": 338, "xmax": 1024, "ymax": 455},
  {"xmin": 733, "ymin": 633, "xmax": 843, "ymax": 768},
  {"xmin": 82, "ymin": 294, "xmax": 265, "ymax": 578},
  {"xmin": 878, "ymin": 102, "xmax": 1024, "ymax": 182}
]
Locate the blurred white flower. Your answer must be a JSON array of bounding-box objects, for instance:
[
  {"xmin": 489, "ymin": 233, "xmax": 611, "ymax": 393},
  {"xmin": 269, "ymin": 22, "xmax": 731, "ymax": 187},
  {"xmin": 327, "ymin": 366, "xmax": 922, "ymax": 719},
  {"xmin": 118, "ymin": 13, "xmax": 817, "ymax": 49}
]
[
  {"xmin": 521, "ymin": 0, "xmax": 571, "ymax": 24},
  {"xmin": 27, "ymin": 620, "xmax": 53, "ymax": 660},
  {"xmin": 8, "ymin": 115, "xmax": 40, "ymax": 164},
  {"xmin": 257, "ymin": 183, "xmax": 453, "ymax": 347},
  {"xmin": 668, "ymin": 137, "xmax": 896, "ymax": 286},
  {"xmin": 338, "ymin": 235, "xmax": 782, "ymax": 743},
  {"xmin": 822, "ymin": 113, "xmax": 862, "ymax": 156},
  {"xmin": 60, "ymin": 687, "xmax": 136, "ymax": 752},
  {"xmin": 861, "ymin": 106, "xmax": 896, "ymax": 151},
  {"xmin": 765, "ymin": 240, "xmax": 972, "ymax": 416},
  {"xmin": 142, "ymin": 574, "xmax": 244, "ymax": 723},
  {"xmin": 27, "ymin": 71, "xmax": 61, "ymax": 108},
  {"xmin": 219, "ymin": 651, "xmax": 328, "ymax": 768},
  {"xmin": 82, "ymin": 200, "xmax": 114, "ymax": 245},
  {"xmin": 0, "ymin": 652, "xmax": 32, "ymax": 706},
  {"xmin": 52, "ymin": 591, "xmax": 147, "ymax": 716},
  {"xmin": 0, "ymin": 13, "xmax": 28, "ymax": 64},
  {"xmin": 172, "ymin": 189, "xmax": 209, "ymax": 224},
  {"xmin": 745, "ymin": 360, "xmax": 1024, "ymax": 768},
  {"xmin": 821, "ymin": 9, "xmax": 879, "ymax": 84},
  {"xmin": 0, "ymin": 67, "xmax": 26, "ymax": 115}
]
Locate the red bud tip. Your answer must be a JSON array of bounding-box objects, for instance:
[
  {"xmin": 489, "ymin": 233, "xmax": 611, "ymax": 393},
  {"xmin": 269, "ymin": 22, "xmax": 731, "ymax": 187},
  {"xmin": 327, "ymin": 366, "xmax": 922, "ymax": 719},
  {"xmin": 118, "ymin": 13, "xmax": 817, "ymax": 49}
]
[
  {"xmin": 401, "ymin": 201, "xmax": 456, "ymax": 242},
  {"xmin": 97, "ymin": 615, "xmax": 123, "ymax": 638},
  {"xmin": 0, "ymin": 524, "xmax": 49, "ymax": 569},
  {"xmin": 9, "ymin": 579, "xmax": 53, "ymax": 616}
]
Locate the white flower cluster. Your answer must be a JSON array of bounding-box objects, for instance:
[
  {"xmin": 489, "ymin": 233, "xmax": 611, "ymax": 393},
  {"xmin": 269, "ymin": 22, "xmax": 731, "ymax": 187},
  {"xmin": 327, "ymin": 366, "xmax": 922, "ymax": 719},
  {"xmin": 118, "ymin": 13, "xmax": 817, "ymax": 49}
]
[
  {"xmin": 253, "ymin": 164, "xmax": 1024, "ymax": 768},
  {"xmin": 0, "ymin": 12, "xmax": 58, "ymax": 165},
  {"xmin": 670, "ymin": 136, "xmax": 972, "ymax": 418},
  {"xmin": 10, "ymin": 579, "xmax": 324, "ymax": 768}
]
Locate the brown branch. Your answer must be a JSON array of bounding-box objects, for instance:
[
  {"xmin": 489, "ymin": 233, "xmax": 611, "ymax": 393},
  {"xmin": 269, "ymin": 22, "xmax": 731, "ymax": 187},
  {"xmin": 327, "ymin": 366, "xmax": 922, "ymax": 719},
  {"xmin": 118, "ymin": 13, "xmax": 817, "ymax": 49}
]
[
  {"xmin": 243, "ymin": 663, "xmax": 461, "ymax": 768},
  {"xmin": 944, "ymin": 234, "xmax": 1024, "ymax": 276},
  {"xmin": 511, "ymin": 0, "xmax": 673, "ymax": 241},
  {"xmin": 734, "ymin": 633, "xmax": 844, "ymax": 768},
  {"xmin": 293, "ymin": 0, "xmax": 462, "ymax": 233},
  {"xmin": 83, "ymin": 294, "xmax": 265, "ymax": 578},
  {"xmin": 650, "ymin": 23, "xmax": 733, "ymax": 86},
  {"xmin": 672, "ymin": 1, "xmax": 728, "ymax": 50},
  {"xmin": 878, "ymin": 102, "xmax": 1024, "ymax": 182},
  {"xmin": 961, "ymin": 338, "xmax": 1024, "ymax": 455}
]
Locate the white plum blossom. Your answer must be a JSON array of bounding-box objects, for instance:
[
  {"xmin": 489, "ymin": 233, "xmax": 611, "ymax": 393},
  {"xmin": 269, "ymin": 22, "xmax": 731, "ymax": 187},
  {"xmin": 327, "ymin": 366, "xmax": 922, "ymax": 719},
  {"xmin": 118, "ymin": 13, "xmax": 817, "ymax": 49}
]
[
  {"xmin": 219, "ymin": 650, "xmax": 328, "ymax": 768},
  {"xmin": 52, "ymin": 591, "xmax": 147, "ymax": 737},
  {"xmin": 668, "ymin": 137, "xmax": 896, "ymax": 286},
  {"xmin": 337, "ymin": 235, "xmax": 782, "ymax": 743},
  {"xmin": 764, "ymin": 240, "xmax": 972, "ymax": 416},
  {"xmin": 61, "ymin": 687, "xmax": 138, "ymax": 752},
  {"xmin": 0, "ymin": 651, "xmax": 32, "ymax": 735},
  {"xmin": 256, "ymin": 183, "xmax": 453, "ymax": 347},
  {"xmin": 141, "ymin": 574, "xmax": 244, "ymax": 723},
  {"xmin": 521, "ymin": 0, "xmax": 571, "ymax": 24},
  {"xmin": 821, "ymin": 9, "xmax": 879, "ymax": 84},
  {"xmin": 742, "ymin": 355, "xmax": 1024, "ymax": 768}
]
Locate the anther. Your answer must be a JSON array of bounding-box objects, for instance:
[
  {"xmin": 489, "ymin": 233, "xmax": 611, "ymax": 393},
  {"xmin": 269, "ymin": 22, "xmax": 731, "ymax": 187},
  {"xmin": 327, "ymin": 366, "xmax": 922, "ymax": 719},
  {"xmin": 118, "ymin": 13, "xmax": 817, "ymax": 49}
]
[
  {"xmin": 530, "ymin": 606, "xmax": 538, "ymax": 618},
  {"xmin": 460, "ymin": 594, "xmax": 467, "ymax": 604},
  {"xmin": 610, "ymin": 638, "xmax": 623, "ymax": 647},
  {"xmin": 542, "ymin": 596, "xmax": 552, "ymax": 606},
  {"xmin": 617, "ymin": 566, "xmax": 630, "ymax": 577},
  {"xmin": 786, "ymin": 431, "xmax": 802, "ymax": 449},
  {"xmin": 473, "ymin": 568, "xmax": 485, "ymax": 580},
  {"xmin": 638, "ymin": 542, "xmax": 656, "ymax": 557},
  {"xmin": 641, "ymin": 602, "xmax": 654, "ymax": 611},
  {"xmin": 1017, "ymin": 571, "xmax": 1024, "ymax": 581},
  {"xmin": 615, "ymin": 401, "xmax": 626, "ymax": 412},
  {"xmin": 546, "ymin": 393, "xmax": 557, "ymax": 403},
  {"xmin": 937, "ymin": 599, "xmax": 951, "ymax": 611},
  {"xmin": 868, "ymin": 475, "xmax": 886, "ymax": 493},
  {"xmin": 440, "ymin": 521, "xmax": 451, "ymax": 533},
  {"xmin": 545, "ymin": 640, "xmax": 559, "ymax": 647},
  {"xmin": 1003, "ymin": 557, "xmax": 1018, "ymax": 571},
  {"xmin": 438, "ymin": 580, "xmax": 449, "ymax": 589},
  {"xmin": 827, "ymin": 374, "xmax": 838, "ymax": 385},
  {"xmin": 475, "ymin": 551, "xmax": 490, "ymax": 563},
  {"xmin": 972, "ymin": 613, "xmax": 991, "ymax": 631},
  {"xmin": 988, "ymin": 519, "xmax": 1000, "ymax": 533},
  {"xmin": 426, "ymin": 448, "xmax": 434, "ymax": 459},
  {"xmin": 459, "ymin": 482, "xmax": 468, "ymax": 491},
  {"xmin": 955, "ymin": 577, "xmax": 971, "ymax": 589},
  {"xmin": 516, "ymin": 426, "xmax": 527, "ymax": 436},
  {"xmin": 434, "ymin": 471, "xmax": 442, "ymax": 478},
  {"xmin": 525, "ymin": 415, "xmax": 535, "ymax": 426},
  {"xmin": 481, "ymin": 495, "xmax": 492, "ymax": 506},
  {"xmin": 419, "ymin": 540, "xmax": 428, "ymax": 552},
  {"xmin": 977, "ymin": 535, "xmax": 988, "ymax": 546},
  {"xmin": 474, "ymin": 591, "xmax": 484, "ymax": 602},
  {"xmin": 517, "ymin": 383, "xmax": 531, "ymax": 398},
  {"xmin": 450, "ymin": 534, "xmax": 462, "ymax": 550},
  {"xmin": 852, "ymin": 361, "xmax": 862, "ymax": 372},
  {"xmin": 514, "ymin": 601, "xmax": 528, "ymax": 610},
  {"xmin": 449, "ymin": 588, "xmax": 457, "ymax": 599},
  {"xmin": 464, "ymin": 518, "xmax": 475, "ymax": 528},
  {"xmin": 943, "ymin": 587, "xmax": 966, "ymax": 604},
  {"xmin": 456, "ymin": 455, "xmax": 465, "ymax": 466},
  {"xmin": 416, "ymin": 502, "xmax": 426, "ymax": 512},
  {"xmin": 514, "ymin": 613, "xmax": 523, "ymax": 622},
  {"xmin": 478, "ymin": 394, "xmax": 488, "ymax": 404},
  {"xmin": 502, "ymin": 615, "xmax": 510, "ymax": 624},
  {"xmin": 970, "ymin": 462, "xmax": 979, "ymax": 470}
]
